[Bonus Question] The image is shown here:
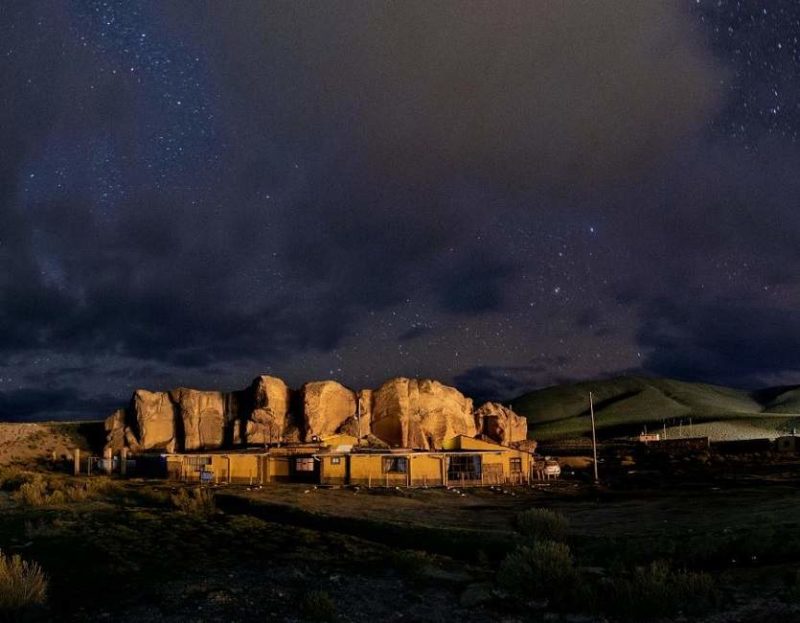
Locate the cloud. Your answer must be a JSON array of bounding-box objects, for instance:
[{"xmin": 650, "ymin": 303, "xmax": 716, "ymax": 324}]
[
  {"xmin": 637, "ymin": 299, "xmax": 800, "ymax": 387},
  {"xmin": 170, "ymin": 1, "xmax": 722, "ymax": 193}
]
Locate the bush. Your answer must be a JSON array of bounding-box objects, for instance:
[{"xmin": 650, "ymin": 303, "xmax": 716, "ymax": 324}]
[
  {"xmin": 14, "ymin": 479, "xmax": 48, "ymax": 507},
  {"xmin": 388, "ymin": 549, "xmax": 434, "ymax": 578},
  {"xmin": 0, "ymin": 551, "xmax": 47, "ymax": 614},
  {"xmin": 497, "ymin": 540, "xmax": 576, "ymax": 603},
  {"xmin": 602, "ymin": 561, "xmax": 717, "ymax": 619},
  {"xmin": 171, "ymin": 487, "xmax": 216, "ymax": 516},
  {"xmin": 516, "ymin": 508, "xmax": 569, "ymax": 543},
  {"xmin": 0, "ymin": 468, "xmax": 33, "ymax": 492},
  {"xmin": 300, "ymin": 589, "xmax": 336, "ymax": 621}
]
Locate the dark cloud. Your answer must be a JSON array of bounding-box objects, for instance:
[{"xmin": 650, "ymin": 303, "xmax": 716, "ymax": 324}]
[
  {"xmin": 638, "ymin": 299, "xmax": 800, "ymax": 387},
  {"xmin": 455, "ymin": 364, "xmax": 560, "ymax": 403},
  {"xmin": 2, "ymin": 2, "xmax": 797, "ymax": 419},
  {"xmin": 0, "ymin": 387, "xmax": 119, "ymax": 422}
]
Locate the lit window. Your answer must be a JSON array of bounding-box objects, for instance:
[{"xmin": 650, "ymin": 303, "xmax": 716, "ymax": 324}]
[
  {"xmin": 295, "ymin": 458, "xmax": 315, "ymax": 472},
  {"xmin": 510, "ymin": 458, "xmax": 522, "ymax": 473},
  {"xmin": 331, "ymin": 457, "xmax": 341, "ymax": 465}
]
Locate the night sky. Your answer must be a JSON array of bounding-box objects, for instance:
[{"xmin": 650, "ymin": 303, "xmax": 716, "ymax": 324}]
[{"xmin": 2, "ymin": 1, "xmax": 800, "ymax": 421}]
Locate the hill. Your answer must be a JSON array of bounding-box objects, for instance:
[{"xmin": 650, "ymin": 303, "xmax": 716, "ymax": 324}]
[
  {"xmin": 0, "ymin": 421, "xmax": 104, "ymax": 467},
  {"xmin": 511, "ymin": 376, "xmax": 800, "ymax": 442}
]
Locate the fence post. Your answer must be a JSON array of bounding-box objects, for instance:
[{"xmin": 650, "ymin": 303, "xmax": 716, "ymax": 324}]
[
  {"xmin": 120, "ymin": 448, "xmax": 128, "ymax": 477},
  {"xmin": 73, "ymin": 449, "xmax": 80, "ymax": 476},
  {"xmin": 103, "ymin": 447, "xmax": 113, "ymax": 474}
]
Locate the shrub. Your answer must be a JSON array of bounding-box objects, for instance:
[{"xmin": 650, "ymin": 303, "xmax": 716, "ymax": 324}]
[
  {"xmin": 300, "ymin": 589, "xmax": 336, "ymax": 621},
  {"xmin": 497, "ymin": 540, "xmax": 576, "ymax": 603},
  {"xmin": 0, "ymin": 551, "xmax": 47, "ymax": 613},
  {"xmin": 602, "ymin": 561, "xmax": 717, "ymax": 619},
  {"xmin": 12, "ymin": 475, "xmax": 121, "ymax": 507},
  {"xmin": 14, "ymin": 479, "xmax": 48, "ymax": 507},
  {"xmin": 0, "ymin": 468, "xmax": 32, "ymax": 492},
  {"xmin": 171, "ymin": 487, "xmax": 216, "ymax": 516},
  {"xmin": 389, "ymin": 549, "xmax": 434, "ymax": 578},
  {"xmin": 516, "ymin": 508, "xmax": 569, "ymax": 543}
]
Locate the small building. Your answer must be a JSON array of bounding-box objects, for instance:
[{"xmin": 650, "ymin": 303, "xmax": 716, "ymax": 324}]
[
  {"xmin": 638, "ymin": 433, "xmax": 660, "ymax": 444},
  {"xmin": 160, "ymin": 434, "xmax": 535, "ymax": 487}
]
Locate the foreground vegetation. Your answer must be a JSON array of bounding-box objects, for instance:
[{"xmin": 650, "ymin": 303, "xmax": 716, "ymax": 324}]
[{"xmin": 1, "ymin": 463, "xmax": 800, "ymax": 621}]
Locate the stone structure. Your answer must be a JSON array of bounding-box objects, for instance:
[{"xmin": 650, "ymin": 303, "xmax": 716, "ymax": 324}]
[{"xmin": 104, "ymin": 375, "xmax": 529, "ymax": 453}]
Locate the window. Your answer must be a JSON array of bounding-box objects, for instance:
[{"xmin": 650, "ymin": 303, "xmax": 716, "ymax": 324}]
[
  {"xmin": 295, "ymin": 457, "xmax": 315, "ymax": 472},
  {"xmin": 509, "ymin": 458, "xmax": 522, "ymax": 473},
  {"xmin": 447, "ymin": 454, "xmax": 482, "ymax": 481},
  {"xmin": 382, "ymin": 456, "xmax": 408, "ymax": 473},
  {"xmin": 185, "ymin": 456, "xmax": 211, "ymax": 469},
  {"xmin": 331, "ymin": 457, "xmax": 341, "ymax": 465}
]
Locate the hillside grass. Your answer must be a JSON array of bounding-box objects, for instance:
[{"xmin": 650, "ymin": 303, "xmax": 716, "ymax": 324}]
[{"xmin": 512, "ymin": 376, "xmax": 800, "ymax": 441}]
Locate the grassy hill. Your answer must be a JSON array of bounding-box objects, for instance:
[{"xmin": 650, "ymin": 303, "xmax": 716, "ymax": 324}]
[{"xmin": 511, "ymin": 376, "xmax": 800, "ymax": 442}]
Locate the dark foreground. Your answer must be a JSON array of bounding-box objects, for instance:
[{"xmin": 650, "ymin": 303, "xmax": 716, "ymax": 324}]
[{"xmin": 2, "ymin": 465, "xmax": 800, "ymax": 622}]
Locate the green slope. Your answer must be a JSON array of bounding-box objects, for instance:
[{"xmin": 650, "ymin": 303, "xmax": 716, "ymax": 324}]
[{"xmin": 511, "ymin": 376, "xmax": 797, "ymax": 442}]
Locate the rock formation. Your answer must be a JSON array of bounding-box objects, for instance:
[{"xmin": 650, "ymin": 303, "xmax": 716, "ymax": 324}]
[
  {"xmin": 301, "ymin": 381, "xmax": 356, "ymax": 441},
  {"xmin": 244, "ymin": 376, "xmax": 291, "ymax": 444},
  {"xmin": 371, "ymin": 378, "xmax": 476, "ymax": 450},
  {"xmin": 172, "ymin": 388, "xmax": 227, "ymax": 451},
  {"xmin": 134, "ymin": 389, "xmax": 177, "ymax": 452},
  {"xmin": 474, "ymin": 402, "xmax": 528, "ymax": 445},
  {"xmin": 104, "ymin": 375, "xmax": 530, "ymax": 453}
]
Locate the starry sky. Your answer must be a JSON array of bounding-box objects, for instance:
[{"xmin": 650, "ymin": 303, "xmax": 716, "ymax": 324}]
[{"xmin": 2, "ymin": 1, "xmax": 800, "ymax": 420}]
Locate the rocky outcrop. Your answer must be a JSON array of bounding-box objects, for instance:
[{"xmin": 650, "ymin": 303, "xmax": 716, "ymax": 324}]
[
  {"xmin": 474, "ymin": 402, "xmax": 528, "ymax": 445},
  {"xmin": 134, "ymin": 390, "xmax": 177, "ymax": 452},
  {"xmin": 104, "ymin": 374, "xmax": 532, "ymax": 453},
  {"xmin": 245, "ymin": 376, "xmax": 291, "ymax": 444},
  {"xmin": 371, "ymin": 378, "xmax": 476, "ymax": 449},
  {"xmin": 301, "ymin": 381, "xmax": 356, "ymax": 441},
  {"xmin": 171, "ymin": 388, "xmax": 226, "ymax": 451},
  {"xmin": 103, "ymin": 408, "xmax": 128, "ymax": 451}
]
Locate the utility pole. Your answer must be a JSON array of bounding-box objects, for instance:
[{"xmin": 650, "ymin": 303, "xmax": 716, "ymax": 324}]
[{"xmin": 589, "ymin": 391, "xmax": 599, "ymax": 483}]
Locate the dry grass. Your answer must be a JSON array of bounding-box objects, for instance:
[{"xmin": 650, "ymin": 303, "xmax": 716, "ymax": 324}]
[
  {"xmin": 0, "ymin": 550, "xmax": 47, "ymax": 613},
  {"xmin": 171, "ymin": 487, "xmax": 216, "ymax": 516},
  {"xmin": 10, "ymin": 473, "xmax": 121, "ymax": 507}
]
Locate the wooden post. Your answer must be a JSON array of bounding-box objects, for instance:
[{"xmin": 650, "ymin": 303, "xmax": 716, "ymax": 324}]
[
  {"xmin": 73, "ymin": 449, "xmax": 80, "ymax": 476},
  {"xmin": 120, "ymin": 448, "xmax": 128, "ymax": 477},
  {"xmin": 590, "ymin": 391, "xmax": 599, "ymax": 483},
  {"xmin": 103, "ymin": 447, "xmax": 113, "ymax": 474}
]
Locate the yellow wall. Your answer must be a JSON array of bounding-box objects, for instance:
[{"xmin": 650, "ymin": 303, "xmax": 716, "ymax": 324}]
[{"xmin": 319, "ymin": 455, "xmax": 348, "ymax": 485}]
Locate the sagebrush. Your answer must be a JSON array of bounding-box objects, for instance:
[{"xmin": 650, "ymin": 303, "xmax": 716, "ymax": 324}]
[{"xmin": 0, "ymin": 550, "xmax": 47, "ymax": 613}]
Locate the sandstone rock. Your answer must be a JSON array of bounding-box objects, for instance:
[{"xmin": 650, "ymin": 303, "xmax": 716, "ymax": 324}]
[
  {"xmin": 301, "ymin": 381, "xmax": 356, "ymax": 441},
  {"xmin": 245, "ymin": 376, "xmax": 291, "ymax": 444},
  {"xmin": 103, "ymin": 408, "xmax": 128, "ymax": 451},
  {"xmin": 134, "ymin": 389, "xmax": 177, "ymax": 452},
  {"xmin": 371, "ymin": 378, "xmax": 476, "ymax": 449},
  {"xmin": 171, "ymin": 388, "xmax": 226, "ymax": 451},
  {"xmin": 474, "ymin": 402, "xmax": 528, "ymax": 445}
]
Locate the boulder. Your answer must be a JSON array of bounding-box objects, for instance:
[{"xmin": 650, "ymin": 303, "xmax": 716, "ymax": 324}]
[
  {"xmin": 301, "ymin": 381, "xmax": 356, "ymax": 441},
  {"xmin": 371, "ymin": 378, "xmax": 476, "ymax": 449},
  {"xmin": 103, "ymin": 408, "xmax": 129, "ymax": 451},
  {"xmin": 245, "ymin": 375, "xmax": 292, "ymax": 444},
  {"xmin": 133, "ymin": 389, "xmax": 177, "ymax": 452},
  {"xmin": 474, "ymin": 402, "xmax": 528, "ymax": 445},
  {"xmin": 171, "ymin": 388, "xmax": 226, "ymax": 451}
]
